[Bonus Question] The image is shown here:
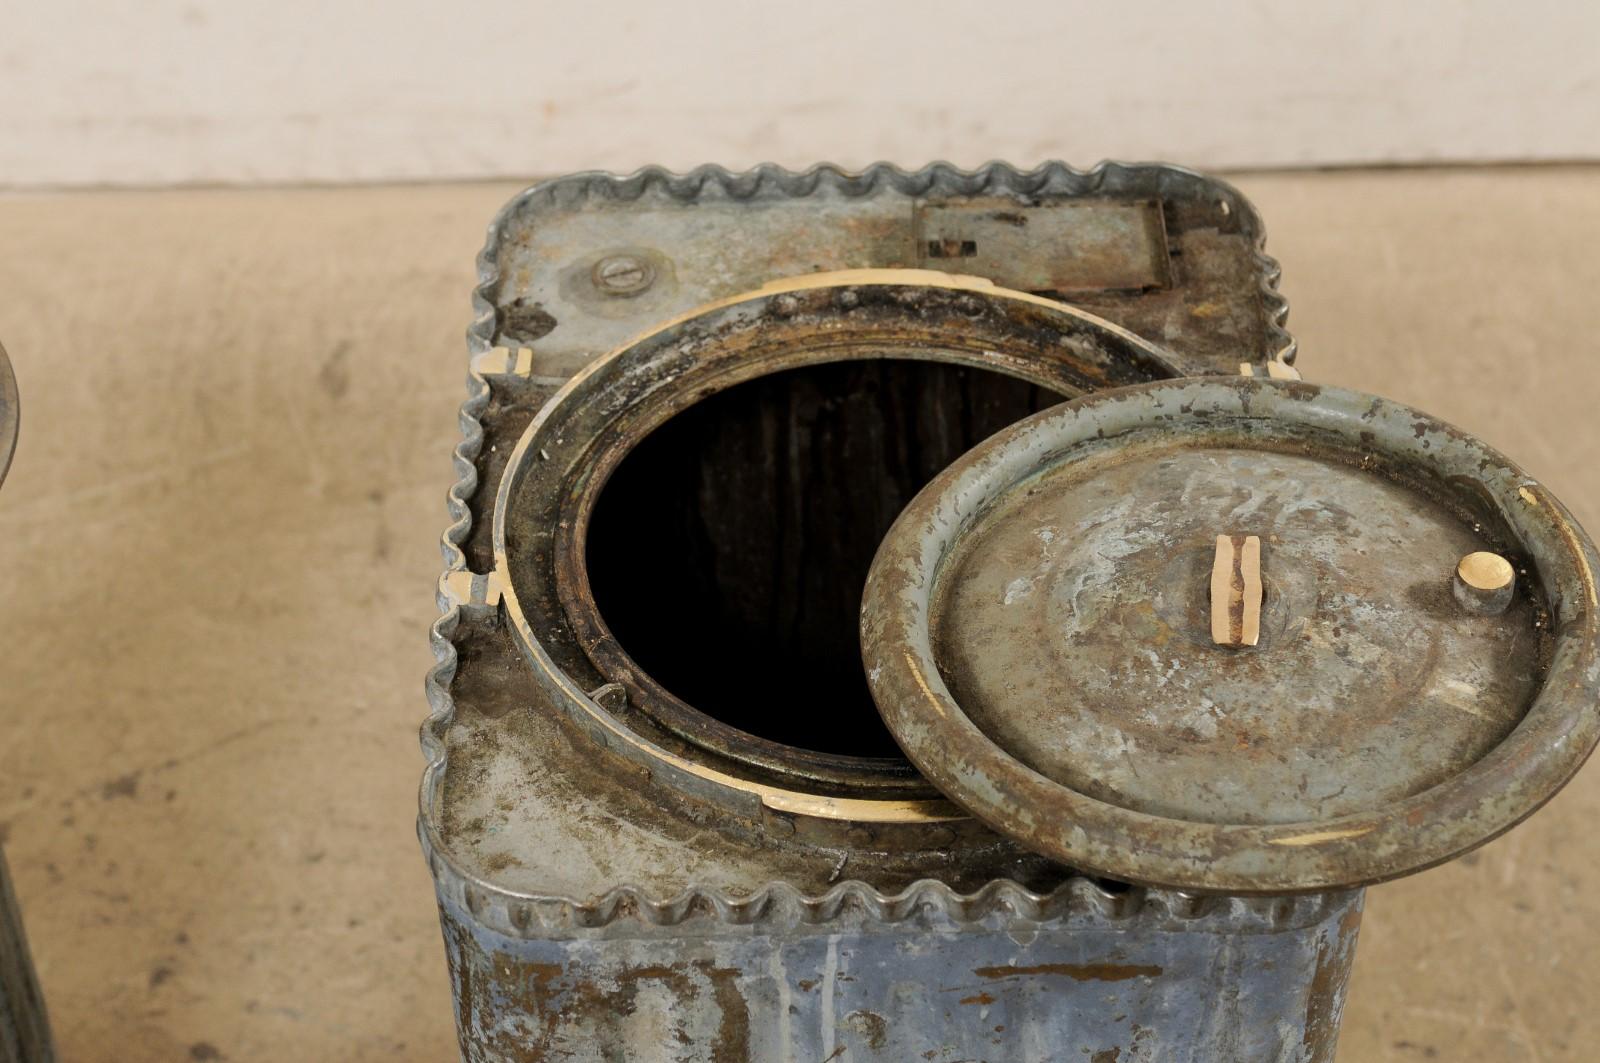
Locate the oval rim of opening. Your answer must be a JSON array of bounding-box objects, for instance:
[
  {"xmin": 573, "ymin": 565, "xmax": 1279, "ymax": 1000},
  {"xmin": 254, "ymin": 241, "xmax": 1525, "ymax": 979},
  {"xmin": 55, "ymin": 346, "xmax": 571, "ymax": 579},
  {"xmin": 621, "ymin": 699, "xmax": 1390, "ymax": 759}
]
[{"xmin": 492, "ymin": 270, "xmax": 1185, "ymax": 823}]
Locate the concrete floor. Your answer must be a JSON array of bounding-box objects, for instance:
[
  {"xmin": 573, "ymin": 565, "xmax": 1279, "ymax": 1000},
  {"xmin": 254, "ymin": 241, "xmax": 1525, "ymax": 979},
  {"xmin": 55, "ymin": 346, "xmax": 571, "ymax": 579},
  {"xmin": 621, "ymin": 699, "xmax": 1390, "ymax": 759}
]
[{"xmin": 0, "ymin": 167, "xmax": 1596, "ymax": 1061}]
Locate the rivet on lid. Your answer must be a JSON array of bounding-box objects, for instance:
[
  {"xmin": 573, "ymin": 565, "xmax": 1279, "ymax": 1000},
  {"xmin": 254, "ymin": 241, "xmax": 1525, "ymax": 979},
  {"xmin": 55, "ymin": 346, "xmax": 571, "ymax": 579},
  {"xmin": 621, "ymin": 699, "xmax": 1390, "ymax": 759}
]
[{"xmin": 1454, "ymin": 551, "xmax": 1516, "ymax": 615}]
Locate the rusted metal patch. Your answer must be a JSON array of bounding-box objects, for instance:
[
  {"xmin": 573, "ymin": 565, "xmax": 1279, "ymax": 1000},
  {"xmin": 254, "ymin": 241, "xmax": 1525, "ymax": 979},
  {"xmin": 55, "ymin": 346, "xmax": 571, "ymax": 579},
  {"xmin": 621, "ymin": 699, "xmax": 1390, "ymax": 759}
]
[
  {"xmin": 436, "ymin": 886, "xmax": 1362, "ymax": 1062},
  {"xmin": 467, "ymin": 162, "xmax": 1299, "ymax": 380},
  {"xmin": 916, "ymin": 198, "xmax": 1171, "ymax": 293}
]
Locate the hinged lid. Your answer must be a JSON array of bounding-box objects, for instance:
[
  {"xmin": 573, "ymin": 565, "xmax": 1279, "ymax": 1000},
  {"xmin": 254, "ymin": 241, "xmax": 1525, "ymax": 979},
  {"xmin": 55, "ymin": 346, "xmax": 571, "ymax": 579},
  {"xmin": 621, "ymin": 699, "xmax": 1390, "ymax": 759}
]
[{"xmin": 861, "ymin": 377, "xmax": 1600, "ymax": 892}]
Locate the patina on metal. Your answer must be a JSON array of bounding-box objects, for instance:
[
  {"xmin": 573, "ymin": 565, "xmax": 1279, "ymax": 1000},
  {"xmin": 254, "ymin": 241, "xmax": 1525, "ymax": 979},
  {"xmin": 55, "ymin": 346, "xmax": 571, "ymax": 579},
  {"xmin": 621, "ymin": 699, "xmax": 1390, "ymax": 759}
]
[
  {"xmin": 476, "ymin": 161, "xmax": 1297, "ymax": 381},
  {"xmin": 863, "ymin": 376, "xmax": 1600, "ymax": 894},
  {"xmin": 432, "ymin": 877, "xmax": 1362, "ymax": 1063},
  {"xmin": 0, "ymin": 342, "xmax": 54, "ymax": 1063},
  {"xmin": 422, "ymin": 162, "xmax": 1361, "ymax": 1063},
  {"xmin": 498, "ymin": 269, "xmax": 1185, "ymax": 809}
]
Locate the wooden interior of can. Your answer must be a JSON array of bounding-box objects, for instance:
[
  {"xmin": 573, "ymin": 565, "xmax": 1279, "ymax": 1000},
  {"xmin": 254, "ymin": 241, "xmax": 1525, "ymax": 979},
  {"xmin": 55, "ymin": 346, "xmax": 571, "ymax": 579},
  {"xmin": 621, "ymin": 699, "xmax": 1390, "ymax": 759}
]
[{"xmin": 586, "ymin": 359, "xmax": 1065, "ymax": 759}]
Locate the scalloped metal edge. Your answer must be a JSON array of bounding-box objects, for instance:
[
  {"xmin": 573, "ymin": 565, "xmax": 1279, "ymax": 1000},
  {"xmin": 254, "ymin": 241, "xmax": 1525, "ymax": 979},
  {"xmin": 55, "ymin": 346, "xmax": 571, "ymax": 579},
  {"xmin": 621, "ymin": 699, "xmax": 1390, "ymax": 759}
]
[
  {"xmin": 419, "ymin": 816, "xmax": 1344, "ymax": 939},
  {"xmin": 463, "ymin": 160, "xmax": 1296, "ymax": 370},
  {"xmin": 420, "ymin": 161, "xmax": 1306, "ymax": 936}
]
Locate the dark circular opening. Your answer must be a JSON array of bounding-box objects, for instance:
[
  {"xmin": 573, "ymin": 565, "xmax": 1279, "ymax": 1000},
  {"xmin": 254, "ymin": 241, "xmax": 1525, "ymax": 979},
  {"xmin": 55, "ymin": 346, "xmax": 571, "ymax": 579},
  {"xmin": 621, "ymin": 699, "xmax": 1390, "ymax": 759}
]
[{"xmin": 586, "ymin": 358, "xmax": 1067, "ymax": 758}]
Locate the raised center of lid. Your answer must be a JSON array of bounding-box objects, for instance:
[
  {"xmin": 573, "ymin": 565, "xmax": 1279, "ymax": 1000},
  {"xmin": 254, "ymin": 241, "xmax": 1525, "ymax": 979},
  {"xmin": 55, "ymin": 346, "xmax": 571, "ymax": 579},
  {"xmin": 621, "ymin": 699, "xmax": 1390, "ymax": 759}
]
[{"xmin": 931, "ymin": 437, "xmax": 1545, "ymax": 825}]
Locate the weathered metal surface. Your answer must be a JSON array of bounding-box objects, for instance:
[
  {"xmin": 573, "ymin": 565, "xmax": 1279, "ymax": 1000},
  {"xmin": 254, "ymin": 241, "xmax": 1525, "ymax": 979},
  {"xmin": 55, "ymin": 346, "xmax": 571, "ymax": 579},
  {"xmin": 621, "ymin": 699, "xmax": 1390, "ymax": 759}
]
[
  {"xmin": 863, "ymin": 376, "xmax": 1600, "ymax": 893},
  {"xmin": 471, "ymin": 162, "xmax": 1298, "ymax": 381},
  {"xmin": 0, "ymin": 343, "xmax": 54, "ymax": 1063},
  {"xmin": 916, "ymin": 198, "xmax": 1173, "ymax": 293},
  {"xmin": 495, "ymin": 269, "xmax": 1184, "ymax": 811},
  {"xmin": 428, "ymin": 871, "xmax": 1361, "ymax": 1063},
  {"xmin": 421, "ymin": 166, "xmax": 1368, "ymax": 1062},
  {"xmin": 426, "ymin": 606, "xmax": 1073, "ymax": 901},
  {"xmin": 934, "ymin": 440, "xmax": 1541, "ymax": 822},
  {"xmin": 420, "ymin": 618, "xmax": 1363, "ymax": 1058}
]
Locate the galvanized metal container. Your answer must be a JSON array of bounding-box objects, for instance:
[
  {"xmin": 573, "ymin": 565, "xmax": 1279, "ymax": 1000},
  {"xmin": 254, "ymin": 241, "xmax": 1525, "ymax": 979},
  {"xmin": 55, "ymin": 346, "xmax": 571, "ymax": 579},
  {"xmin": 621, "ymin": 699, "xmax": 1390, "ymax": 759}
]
[
  {"xmin": 0, "ymin": 343, "xmax": 54, "ymax": 1063},
  {"xmin": 419, "ymin": 163, "xmax": 1598, "ymax": 1061}
]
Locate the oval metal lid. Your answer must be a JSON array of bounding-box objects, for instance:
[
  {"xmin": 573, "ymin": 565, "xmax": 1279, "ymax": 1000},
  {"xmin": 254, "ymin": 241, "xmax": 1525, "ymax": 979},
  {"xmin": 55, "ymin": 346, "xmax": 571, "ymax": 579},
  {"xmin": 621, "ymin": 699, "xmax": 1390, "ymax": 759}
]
[{"xmin": 861, "ymin": 377, "xmax": 1600, "ymax": 893}]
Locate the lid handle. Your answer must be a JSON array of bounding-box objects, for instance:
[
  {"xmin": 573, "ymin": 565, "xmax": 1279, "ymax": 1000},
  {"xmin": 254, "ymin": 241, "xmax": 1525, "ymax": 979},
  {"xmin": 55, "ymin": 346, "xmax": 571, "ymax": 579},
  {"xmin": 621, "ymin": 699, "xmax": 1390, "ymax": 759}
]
[{"xmin": 1211, "ymin": 534, "xmax": 1263, "ymax": 647}]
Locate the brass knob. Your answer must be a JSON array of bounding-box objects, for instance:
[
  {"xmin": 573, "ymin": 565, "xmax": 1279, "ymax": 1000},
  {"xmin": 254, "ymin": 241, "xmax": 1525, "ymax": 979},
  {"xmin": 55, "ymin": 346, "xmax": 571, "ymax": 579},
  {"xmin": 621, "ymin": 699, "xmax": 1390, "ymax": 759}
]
[{"xmin": 1454, "ymin": 551, "xmax": 1515, "ymax": 615}]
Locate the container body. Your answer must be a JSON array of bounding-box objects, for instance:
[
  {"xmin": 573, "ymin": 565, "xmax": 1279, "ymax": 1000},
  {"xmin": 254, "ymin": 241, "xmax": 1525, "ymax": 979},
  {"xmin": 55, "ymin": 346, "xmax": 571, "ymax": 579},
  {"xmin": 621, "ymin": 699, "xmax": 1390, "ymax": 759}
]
[
  {"xmin": 433, "ymin": 882, "xmax": 1362, "ymax": 1062},
  {"xmin": 422, "ymin": 163, "xmax": 1344, "ymax": 1063}
]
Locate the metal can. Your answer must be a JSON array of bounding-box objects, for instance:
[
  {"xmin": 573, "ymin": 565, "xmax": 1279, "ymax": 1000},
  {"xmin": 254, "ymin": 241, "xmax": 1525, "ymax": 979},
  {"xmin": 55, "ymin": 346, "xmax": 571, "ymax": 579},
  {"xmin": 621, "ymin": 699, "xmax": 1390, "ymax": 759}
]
[
  {"xmin": 0, "ymin": 343, "xmax": 54, "ymax": 1063},
  {"xmin": 419, "ymin": 163, "xmax": 1597, "ymax": 1061}
]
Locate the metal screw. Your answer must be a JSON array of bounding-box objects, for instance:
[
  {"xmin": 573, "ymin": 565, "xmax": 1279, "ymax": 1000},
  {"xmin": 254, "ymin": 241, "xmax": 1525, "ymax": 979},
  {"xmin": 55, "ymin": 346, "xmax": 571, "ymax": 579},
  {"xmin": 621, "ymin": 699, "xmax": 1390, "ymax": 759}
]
[
  {"xmin": 1453, "ymin": 551, "xmax": 1515, "ymax": 615},
  {"xmin": 591, "ymin": 254, "xmax": 655, "ymax": 297},
  {"xmin": 771, "ymin": 294, "xmax": 800, "ymax": 317},
  {"xmin": 836, "ymin": 289, "xmax": 860, "ymax": 309}
]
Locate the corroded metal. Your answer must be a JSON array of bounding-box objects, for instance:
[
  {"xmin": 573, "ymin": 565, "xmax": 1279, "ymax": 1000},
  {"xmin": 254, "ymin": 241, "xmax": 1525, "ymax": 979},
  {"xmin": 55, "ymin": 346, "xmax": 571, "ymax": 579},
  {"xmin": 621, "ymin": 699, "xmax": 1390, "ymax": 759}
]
[
  {"xmin": 430, "ymin": 876, "xmax": 1362, "ymax": 1063},
  {"xmin": 863, "ymin": 376, "xmax": 1600, "ymax": 893},
  {"xmin": 0, "ymin": 343, "xmax": 53, "ymax": 1063},
  {"xmin": 421, "ymin": 164, "xmax": 1362, "ymax": 1061},
  {"xmin": 469, "ymin": 161, "xmax": 1298, "ymax": 381},
  {"xmin": 498, "ymin": 269, "xmax": 1185, "ymax": 809}
]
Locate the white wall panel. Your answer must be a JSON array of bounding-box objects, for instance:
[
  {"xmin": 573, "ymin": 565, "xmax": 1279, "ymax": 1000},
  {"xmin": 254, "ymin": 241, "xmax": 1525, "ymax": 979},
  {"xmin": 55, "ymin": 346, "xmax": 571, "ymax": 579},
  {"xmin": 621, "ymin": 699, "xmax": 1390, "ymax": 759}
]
[{"xmin": 2, "ymin": 0, "xmax": 1596, "ymax": 187}]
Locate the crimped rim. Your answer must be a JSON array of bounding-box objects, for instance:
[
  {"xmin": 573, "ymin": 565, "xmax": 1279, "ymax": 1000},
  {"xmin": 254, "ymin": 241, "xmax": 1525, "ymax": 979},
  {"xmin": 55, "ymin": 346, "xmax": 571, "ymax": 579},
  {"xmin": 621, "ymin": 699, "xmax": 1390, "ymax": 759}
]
[{"xmin": 421, "ymin": 161, "xmax": 1304, "ymax": 920}]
